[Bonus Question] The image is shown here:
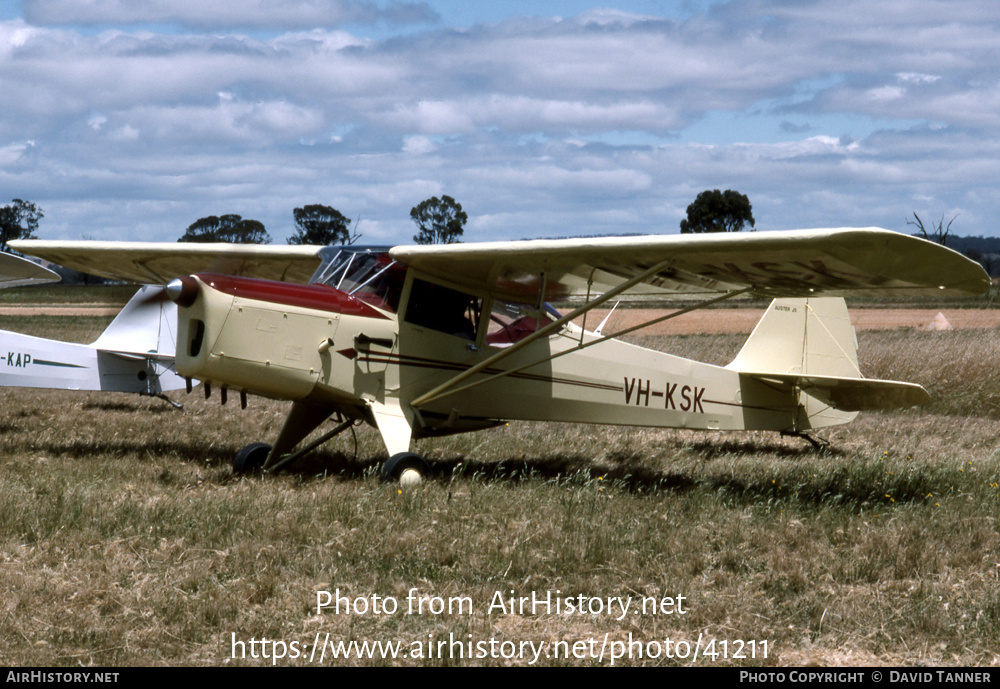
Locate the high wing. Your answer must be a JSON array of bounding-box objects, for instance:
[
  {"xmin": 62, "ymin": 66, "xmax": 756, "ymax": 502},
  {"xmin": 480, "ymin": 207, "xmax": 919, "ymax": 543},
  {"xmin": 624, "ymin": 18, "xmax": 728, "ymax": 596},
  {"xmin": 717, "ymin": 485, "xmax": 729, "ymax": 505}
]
[
  {"xmin": 391, "ymin": 228, "xmax": 990, "ymax": 300},
  {"xmin": 0, "ymin": 251, "xmax": 60, "ymax": 288},
  {"xmin": 8, "ymin": 240, "xmax": 325, "ymax": 284},
  {"xmin": 13, "ymin": 229, "xmax": 988, "ymax": 297}
]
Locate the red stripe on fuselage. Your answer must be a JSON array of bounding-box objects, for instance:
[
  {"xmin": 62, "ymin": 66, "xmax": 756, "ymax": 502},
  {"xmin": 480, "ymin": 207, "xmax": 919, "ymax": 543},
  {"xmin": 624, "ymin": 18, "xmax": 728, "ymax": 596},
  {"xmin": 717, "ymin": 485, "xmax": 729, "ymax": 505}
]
[{"xmin": 195, "ymin": 274, "xmax": 389, "ymax": 320}]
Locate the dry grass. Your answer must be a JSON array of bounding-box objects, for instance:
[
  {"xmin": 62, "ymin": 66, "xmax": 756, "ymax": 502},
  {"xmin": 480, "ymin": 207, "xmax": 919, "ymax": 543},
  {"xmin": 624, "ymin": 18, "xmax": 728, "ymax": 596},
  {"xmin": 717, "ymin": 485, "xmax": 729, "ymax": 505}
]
[
  {"xmin": 0, "ymin": 284, "xmax": 138, "ymax": 305},
  {"xmin": 2, "ymin": 309, "xmax": 1000, "ymax": 666}
]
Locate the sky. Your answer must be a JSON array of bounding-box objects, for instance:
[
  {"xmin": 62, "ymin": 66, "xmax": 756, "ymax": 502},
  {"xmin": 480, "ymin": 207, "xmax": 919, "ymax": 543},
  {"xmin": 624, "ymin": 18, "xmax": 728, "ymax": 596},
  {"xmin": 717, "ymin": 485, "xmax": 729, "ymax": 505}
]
[{"xmin": 1, "ymin": 0, "xmax": 999, "ymax": 245}]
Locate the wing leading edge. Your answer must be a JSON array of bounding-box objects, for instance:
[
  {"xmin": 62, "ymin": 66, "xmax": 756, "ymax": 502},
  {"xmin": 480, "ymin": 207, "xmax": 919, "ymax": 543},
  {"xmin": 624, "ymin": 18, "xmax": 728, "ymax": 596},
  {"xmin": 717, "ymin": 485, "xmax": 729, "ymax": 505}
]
[
  {"xmin": 12, "ymin": 229, "xmax": 990, "ymax": 300},
  {"xmin": 391, "ymin": 228, "xmax": 990, "ymax": 301},
  {"xmin": 8, "ymin": 240, "xmax": 325, "ymax": 285}
]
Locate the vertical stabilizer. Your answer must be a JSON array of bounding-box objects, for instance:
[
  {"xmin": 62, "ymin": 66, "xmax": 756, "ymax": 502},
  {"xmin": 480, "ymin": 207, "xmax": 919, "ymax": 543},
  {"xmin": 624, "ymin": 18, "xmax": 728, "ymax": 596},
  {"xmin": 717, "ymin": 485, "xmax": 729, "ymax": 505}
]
[
  {"xmin": 728, "ymin": 297, "xmax": 859, "ymax": 378},
  {"xmin": 91, "ymin": 285, "xmax": 178, "ymax": 358},
  {"xmin": 728, "ymin": 298, "xmax": 860, "ymax": 430}
]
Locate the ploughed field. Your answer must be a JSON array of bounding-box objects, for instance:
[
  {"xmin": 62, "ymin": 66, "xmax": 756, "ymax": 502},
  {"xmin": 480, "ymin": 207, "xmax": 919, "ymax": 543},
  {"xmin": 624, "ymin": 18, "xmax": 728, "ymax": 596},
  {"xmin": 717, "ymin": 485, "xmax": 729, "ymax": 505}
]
[{"xmin": 2, "ymin": 300, "xmax": 1000, "ymax": 666}]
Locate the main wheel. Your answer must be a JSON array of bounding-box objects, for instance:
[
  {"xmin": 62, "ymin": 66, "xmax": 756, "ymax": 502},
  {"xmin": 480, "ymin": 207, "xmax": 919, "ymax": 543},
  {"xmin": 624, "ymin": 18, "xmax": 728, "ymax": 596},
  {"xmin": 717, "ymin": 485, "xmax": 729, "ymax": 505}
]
[
  {"xmin": 380, "ymin": 452, "xmax": 430, "ymax": 484},
  {"xmin": 233, "ymin": 442, "xmax": 271, "ymax": 474}
]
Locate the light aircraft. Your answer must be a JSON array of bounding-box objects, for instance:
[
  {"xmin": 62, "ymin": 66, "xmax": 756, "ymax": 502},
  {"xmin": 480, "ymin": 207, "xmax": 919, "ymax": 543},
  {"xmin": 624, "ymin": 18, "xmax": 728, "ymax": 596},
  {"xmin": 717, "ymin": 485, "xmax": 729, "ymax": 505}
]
[{"xmin": 10, "ymin": 229, "xmax": 990, "ymax": 483}]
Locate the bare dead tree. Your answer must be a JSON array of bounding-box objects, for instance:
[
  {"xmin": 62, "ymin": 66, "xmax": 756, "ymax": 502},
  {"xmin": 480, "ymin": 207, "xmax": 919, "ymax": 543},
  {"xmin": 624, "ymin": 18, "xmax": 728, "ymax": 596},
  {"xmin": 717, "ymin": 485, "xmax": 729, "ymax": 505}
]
[{"xmin": 907, "ymin": 212, "xmax": 957, "ymax": 246}]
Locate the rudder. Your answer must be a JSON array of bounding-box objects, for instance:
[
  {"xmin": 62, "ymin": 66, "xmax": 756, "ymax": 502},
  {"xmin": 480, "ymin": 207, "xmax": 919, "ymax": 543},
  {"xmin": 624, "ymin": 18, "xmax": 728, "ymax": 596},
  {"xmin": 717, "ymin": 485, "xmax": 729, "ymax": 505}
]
[
  {"xmin": 728, "ymin": 297, "xmax": 860, "ymax": 379},
  {"xmin": 728, "ymin": 297, "xmax": 860, "ymax": 430}
]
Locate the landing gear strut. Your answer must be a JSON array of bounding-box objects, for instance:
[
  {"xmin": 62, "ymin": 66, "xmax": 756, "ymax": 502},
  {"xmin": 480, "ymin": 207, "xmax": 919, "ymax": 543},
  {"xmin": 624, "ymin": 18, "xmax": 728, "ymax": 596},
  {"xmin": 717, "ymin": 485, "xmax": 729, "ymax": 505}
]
[
  {"xmin": 232, "ymin": 413, "xmax": 361, "ymax": 475},
  {"xmin": 231, "ymin": 401, "xmax": 431, "ymax": 484}
]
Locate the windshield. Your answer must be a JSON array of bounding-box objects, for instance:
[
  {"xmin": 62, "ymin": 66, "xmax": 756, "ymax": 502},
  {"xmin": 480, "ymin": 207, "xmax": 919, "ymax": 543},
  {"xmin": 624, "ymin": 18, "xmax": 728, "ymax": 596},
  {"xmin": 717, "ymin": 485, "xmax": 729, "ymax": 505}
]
[{"xmin": 309, "ymin": 247, "xmax": 406, "ymax": 313}]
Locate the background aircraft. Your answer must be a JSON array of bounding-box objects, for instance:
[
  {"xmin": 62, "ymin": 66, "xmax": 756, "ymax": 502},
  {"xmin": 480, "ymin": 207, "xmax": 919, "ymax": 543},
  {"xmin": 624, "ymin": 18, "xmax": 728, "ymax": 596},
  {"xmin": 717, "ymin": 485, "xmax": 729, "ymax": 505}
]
[
  {"xmin": 0, "ymin": 285, "xmax": 184, "ymax": 398},
  {"xmin": 0, "ymin": 253, "xmax": 183, "ymax": 397},
  {"xmin": 0, "ymin": 251, "xmax": 60, "ymax": 288},
  {"xmin": 0, "ymin": 247, "xmax": 325, "ymax": 399},
  {"xmin": 10, "ymin": 228, "xmax": 990, "ymax": 483}
]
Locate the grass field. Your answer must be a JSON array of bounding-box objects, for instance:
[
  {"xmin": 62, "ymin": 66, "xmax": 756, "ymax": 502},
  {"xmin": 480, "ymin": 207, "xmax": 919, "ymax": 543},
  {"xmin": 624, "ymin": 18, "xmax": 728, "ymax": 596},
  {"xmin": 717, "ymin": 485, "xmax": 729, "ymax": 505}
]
[{"xmin": 1, "ymin": 303, "xmax": 1000, "ymax": 666}]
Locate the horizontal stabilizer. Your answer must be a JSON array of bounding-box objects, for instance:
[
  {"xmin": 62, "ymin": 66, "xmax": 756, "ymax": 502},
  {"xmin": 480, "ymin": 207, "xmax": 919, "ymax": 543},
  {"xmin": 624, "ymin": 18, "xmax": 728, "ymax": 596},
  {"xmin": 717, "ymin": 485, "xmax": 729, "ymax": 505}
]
[{"xmin": 744, "ymin": 372, "xmax": 930, "ymax": 411}]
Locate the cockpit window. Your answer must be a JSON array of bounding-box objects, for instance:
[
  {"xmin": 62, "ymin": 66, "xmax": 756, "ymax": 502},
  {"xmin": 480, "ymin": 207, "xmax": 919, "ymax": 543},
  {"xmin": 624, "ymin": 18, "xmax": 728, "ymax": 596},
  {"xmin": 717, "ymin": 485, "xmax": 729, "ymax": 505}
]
[
  {"xmin": 309, "ymin": 247, "xmax": 406, "ymax": 313},
  {"xmin": 486, "ymin": 299, "xmax": 563, "ymax": 347},
  {"xmin": 404, "ymin": 278, "xmax": 482, "ymax": 340}
]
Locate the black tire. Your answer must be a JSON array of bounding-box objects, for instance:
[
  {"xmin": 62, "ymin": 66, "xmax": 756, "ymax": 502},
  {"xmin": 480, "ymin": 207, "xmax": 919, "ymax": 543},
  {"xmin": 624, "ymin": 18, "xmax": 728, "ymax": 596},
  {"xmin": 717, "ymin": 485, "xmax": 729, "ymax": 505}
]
[
  {"xmin": 233, "ymin": 442, "xmax": 271, "ymax": 474},
  {"xmin": 380, "ymin": 452, "xmax": 430, "ymax": 482}
]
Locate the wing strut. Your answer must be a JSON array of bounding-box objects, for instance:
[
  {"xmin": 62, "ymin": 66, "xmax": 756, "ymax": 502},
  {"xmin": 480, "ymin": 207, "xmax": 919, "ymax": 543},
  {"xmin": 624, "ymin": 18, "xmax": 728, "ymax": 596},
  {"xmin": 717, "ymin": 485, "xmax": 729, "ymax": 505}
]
[
  {"xmin": 411, "ymin": 286, "xmax": 752, "ymax": 408},
  {"xmin": 409, "ymin": 258, "xmax": 676, "ymax": 408}
]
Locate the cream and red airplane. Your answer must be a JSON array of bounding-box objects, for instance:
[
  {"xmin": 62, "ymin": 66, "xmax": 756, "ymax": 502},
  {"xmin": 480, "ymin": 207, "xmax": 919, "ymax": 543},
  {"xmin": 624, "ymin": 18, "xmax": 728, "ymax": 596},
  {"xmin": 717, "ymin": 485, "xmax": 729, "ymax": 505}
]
[{"xmin": 9, "ymin": 228, "xmax": 990, "ymax": 482}]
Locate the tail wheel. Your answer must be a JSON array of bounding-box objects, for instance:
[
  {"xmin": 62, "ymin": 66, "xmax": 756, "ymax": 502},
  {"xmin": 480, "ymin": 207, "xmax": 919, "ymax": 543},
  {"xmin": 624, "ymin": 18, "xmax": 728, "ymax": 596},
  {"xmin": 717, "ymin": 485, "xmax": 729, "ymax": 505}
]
[
  {"xmin": 233, "ymin": 442, "xmax": 271, "ymax": 474},
  {"xmin": 380, "ymin": 452, "xmax": 430, "ymax": 484}
]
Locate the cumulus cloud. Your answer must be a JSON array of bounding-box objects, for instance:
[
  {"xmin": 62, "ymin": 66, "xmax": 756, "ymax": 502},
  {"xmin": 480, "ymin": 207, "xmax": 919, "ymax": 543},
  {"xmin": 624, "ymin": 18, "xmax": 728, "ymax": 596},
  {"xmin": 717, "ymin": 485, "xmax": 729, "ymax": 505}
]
[
  {"xmin": 0, "ymin": 141, "xmax": 34, "ymax": 166},
  {"xmin": 402, "ymin": 135, "xmax": 437, "ymax": 154},
  {"xmin": 2, "ymin": 1, "xmax": 1000, "ymax": 242}
]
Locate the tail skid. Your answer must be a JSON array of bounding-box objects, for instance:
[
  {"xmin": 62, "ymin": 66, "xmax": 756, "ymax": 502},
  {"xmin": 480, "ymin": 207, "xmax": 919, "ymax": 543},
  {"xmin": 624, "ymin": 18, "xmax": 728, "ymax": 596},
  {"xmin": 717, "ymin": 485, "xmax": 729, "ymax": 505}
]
[{"xmin": 729, "ymin": 298, "xmax": 929, "ymax": 430}]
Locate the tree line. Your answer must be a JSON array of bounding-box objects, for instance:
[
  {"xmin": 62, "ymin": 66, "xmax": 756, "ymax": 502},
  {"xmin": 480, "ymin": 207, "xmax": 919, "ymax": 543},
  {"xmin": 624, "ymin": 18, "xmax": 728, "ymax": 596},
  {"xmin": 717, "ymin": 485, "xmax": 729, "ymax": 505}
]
[
  {"xmin": 10, "ymin": 193, "xmax": 996, "ymax": 274},
  {"xmin": 0, "ymin": 196, "xmax": 471, "ymax": 249},
  {"xmin": 174, "ymin": 189, "xmax": 751, "ymax": 245},
  {"xmin": 0, "ymin": 190, "xmax": 756, "ymax": 247},
  {"xmin": 176, "ymin": 196, "xmax": 469, "ymax": 246},
  {"xmin": 1, "ymin": 192, "xmax": 739, "ymax": 250}
]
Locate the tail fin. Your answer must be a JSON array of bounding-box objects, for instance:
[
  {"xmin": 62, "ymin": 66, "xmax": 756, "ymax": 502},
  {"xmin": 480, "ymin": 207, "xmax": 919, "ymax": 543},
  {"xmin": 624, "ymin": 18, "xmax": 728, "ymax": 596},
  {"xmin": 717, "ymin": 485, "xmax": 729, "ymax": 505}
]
[
  {"xmin": 729, "ymin": 297, "xmax": 860, "ymax": 379},
  {"xmin": 729, "ymin": 298, "xmax": 927, "ymax": 430},
  {"xmin": 91, "ymin": 285, "xmax": 177, "ymax": 359},
  {"xmin": 0, "ymin": 286, "xmax": 186, "ymax": 394}
]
